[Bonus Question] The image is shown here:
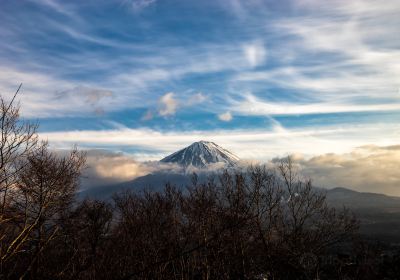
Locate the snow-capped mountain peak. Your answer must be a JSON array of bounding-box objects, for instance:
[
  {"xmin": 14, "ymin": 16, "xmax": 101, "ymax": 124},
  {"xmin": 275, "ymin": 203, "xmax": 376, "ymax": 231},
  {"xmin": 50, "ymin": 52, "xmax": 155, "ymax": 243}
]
[{"xmin": 160, "ymin": 141, "xmax": 239, "ymax": 168}]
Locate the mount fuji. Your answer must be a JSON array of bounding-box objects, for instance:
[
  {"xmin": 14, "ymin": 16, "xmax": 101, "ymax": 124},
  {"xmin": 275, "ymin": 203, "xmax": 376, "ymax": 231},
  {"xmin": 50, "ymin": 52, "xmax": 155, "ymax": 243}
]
[{"xmin": 160, "ymin": 141, "xmax": 239, "ymax": 168}]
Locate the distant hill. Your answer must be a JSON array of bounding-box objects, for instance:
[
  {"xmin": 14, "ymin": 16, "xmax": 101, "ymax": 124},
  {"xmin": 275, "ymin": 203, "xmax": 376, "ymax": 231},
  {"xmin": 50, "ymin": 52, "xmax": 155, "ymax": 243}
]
[{"xmin": 326, "ymin": 187, "xmax": 400, "ymax": 210}]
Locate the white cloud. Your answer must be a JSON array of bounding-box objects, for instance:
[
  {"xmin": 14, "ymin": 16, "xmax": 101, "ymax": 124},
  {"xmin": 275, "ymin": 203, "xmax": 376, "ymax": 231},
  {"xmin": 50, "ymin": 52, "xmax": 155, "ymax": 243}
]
[
  {"xmin": 84, "ymin": 150, "xmax": 151, "ymax": 186},
  {"xmin": 243, "ymin": 41, "xmax": 267, "ymax": 68},
  {"xmin": 81, "ymin": 149, "xmax": 185, "ymax": 189},
  {"xmin": 218, "ymin": 111, "xmax": 233, "ymax": 121},
  {"xmin": 158, "ymin": 92, "xmax": 178, "ymax": 116},
  {"xmin": 154, "ymin": 92, "xmax": 207, "ymax": 117}
]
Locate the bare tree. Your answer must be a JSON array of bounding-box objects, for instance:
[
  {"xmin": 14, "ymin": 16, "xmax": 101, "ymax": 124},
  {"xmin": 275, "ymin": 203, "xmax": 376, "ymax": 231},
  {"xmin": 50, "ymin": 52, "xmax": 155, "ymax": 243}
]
[
  {"xmin": 0, "ymin": 86, "xmax": 39, "ymax": 272},
  {"xmin": 264, "ymin": 157, "xmax": 359, "ymax": 278},
  {"xmin": 14, "ymin": 144, "xmax": 85, "ymax": 278},
  {"xmin": 0, "ymin": 85, "xmax": 38, "ymax": 208},
  {"xmin": 53, "ymin": 199, "xmax": 113, "ymax": 280},
  {"xmin": 0, "ymin": 89, "xmax": 85, "ymax": 279}
]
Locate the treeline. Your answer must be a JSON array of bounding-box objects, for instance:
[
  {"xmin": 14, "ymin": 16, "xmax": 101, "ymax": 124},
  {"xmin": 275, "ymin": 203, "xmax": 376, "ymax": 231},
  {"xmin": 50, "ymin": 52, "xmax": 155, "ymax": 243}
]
[{"xmin": 1, "ymin": 92, "xmax": 399, "ymax": 279}]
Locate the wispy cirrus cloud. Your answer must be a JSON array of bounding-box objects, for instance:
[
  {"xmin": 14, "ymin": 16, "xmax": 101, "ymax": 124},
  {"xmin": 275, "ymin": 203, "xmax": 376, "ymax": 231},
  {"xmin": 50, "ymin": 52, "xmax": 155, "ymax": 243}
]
[
  {"xmin": 231, "ymin": 93, "xmax": 400, "ymax": 116},
  {"xmin": 28, "ymin": 0, "xmax": 78, "ymax": 19},
  {"xmin": 123, "ymin": 0, "xmax": 157, "ymax": 13},
  {"xmin": 227, "ymin": 0, "xmax": 400, "ymax": 116},
  {"xmin": 58, "ymin": 86, "xmax": 114, "ymax": 114},
  {"xmin": 0, "ymin": 67, "xmax": 115, "ymax": 117},
  {"xmin": 1, "ymin": 0, "xmax": 399, "ymax": 120}
]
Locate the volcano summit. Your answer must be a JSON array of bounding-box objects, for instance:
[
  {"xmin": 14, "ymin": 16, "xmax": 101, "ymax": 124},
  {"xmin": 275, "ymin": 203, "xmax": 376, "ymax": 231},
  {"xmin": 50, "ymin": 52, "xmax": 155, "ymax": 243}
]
[{"xmin": 160, "ymin": 141, "xmax": 239, "ymax": 168}]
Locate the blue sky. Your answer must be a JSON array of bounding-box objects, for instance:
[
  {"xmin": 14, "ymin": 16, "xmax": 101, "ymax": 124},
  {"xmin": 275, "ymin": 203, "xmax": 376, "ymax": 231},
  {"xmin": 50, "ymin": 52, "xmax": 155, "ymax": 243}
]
[{"xmin": 1, "ymin": 0, "xmax": 400, "ymax": 161}]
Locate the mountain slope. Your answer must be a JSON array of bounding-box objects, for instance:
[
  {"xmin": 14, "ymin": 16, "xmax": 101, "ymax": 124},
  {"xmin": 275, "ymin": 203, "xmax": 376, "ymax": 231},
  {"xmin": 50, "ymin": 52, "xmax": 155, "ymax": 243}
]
[
  {"xmin": 160, "ymin": 140, "xmax": 239, "ymax": 168},
  {"xmin": 80, "ymin": 172, "xmax": 192, "ymax": 200}
]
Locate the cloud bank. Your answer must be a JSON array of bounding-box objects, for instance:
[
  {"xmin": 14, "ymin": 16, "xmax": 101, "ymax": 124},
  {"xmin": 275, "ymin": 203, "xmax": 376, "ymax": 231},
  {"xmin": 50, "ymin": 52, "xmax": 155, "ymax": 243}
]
[
  {"xmin": 80, "ymin": 144, "xmax": 400, "ymax": 196},
  {"xmin": 81, "ymin": 150, "xmax": 187, "ymax": 189},
  {"xmin": 282, "ymin": 145, "xmax": 400, "ymax": 196}
]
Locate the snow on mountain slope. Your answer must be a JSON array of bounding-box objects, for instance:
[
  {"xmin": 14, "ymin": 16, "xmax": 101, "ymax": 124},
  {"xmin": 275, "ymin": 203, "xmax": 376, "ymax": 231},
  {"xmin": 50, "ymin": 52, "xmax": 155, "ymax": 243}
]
[{"xmin": 160, "ymin": 141, "xmax": 239, "ymax": 168}]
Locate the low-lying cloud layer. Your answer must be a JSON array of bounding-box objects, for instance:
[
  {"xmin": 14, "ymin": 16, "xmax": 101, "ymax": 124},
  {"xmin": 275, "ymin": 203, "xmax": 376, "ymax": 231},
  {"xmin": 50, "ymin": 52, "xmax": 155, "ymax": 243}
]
[
  {"xmin": 80, "ymin": 145, "xmax": 400, "ymax": 197},
  {"xmin": 284, "ymin": 145, "xmax": 400, "ymax": 196}
]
